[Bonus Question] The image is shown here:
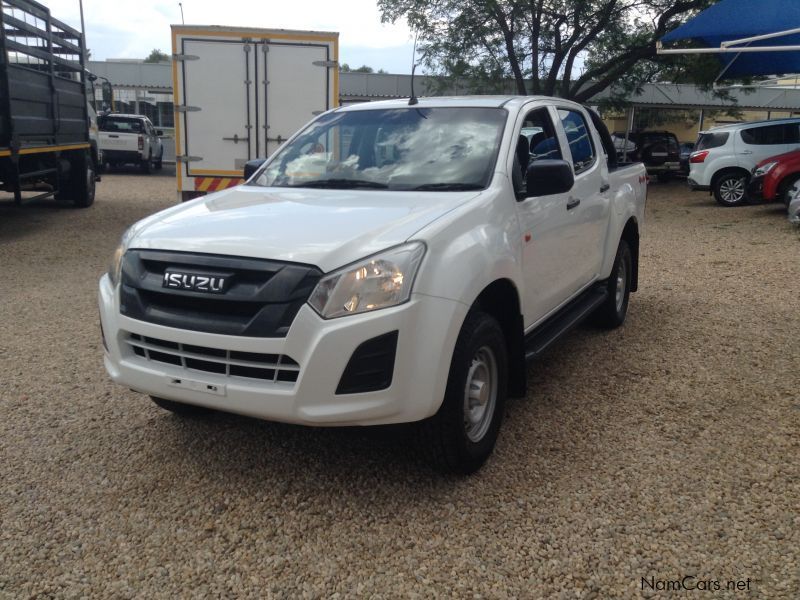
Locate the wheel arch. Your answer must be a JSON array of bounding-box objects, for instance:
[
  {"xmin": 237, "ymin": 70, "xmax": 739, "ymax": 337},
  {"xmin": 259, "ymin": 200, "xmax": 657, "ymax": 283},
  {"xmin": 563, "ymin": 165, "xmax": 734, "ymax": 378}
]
[
  {"xmin": 471, "ymin": 278, "xmax": 526, "ymax": 398},
  {"xmin": 711, "ymin": 166, "xmax": 751, "ymax": 189}
]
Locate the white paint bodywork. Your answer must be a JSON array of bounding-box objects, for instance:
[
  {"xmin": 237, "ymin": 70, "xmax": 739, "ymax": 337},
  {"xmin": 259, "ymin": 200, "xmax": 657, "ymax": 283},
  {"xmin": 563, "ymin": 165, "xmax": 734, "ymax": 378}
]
[{"xmin": 100, "ymin": 96, "xmax": 647, "ymax": 426}]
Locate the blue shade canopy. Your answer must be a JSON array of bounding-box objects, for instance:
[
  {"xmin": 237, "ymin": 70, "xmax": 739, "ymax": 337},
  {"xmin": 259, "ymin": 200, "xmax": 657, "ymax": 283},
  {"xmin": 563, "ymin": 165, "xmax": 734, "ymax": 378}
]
[{"xmin": 661, "ymin": 0, "xmax": 800, "ymax": 77}]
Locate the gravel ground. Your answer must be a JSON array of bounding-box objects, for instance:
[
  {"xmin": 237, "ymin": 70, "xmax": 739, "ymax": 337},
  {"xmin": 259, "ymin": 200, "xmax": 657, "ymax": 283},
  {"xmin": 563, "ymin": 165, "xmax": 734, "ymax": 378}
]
[{"xmin": 1, "ymin": 172, "xmax": 798, "ymax": 598}]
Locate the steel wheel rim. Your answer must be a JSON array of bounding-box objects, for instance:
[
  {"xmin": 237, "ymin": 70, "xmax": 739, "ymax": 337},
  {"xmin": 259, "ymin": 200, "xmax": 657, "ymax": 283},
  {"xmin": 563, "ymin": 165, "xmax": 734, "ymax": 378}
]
[
  {"xmin": 463, "ymin": 346, "xmax": 498, "ymax": 443},
  {"xmin": 720, "ymin": 177, "xmax": 745, "ymax": 203},
  {"xmin": 615, "ymin": 258, "xmax": 627, "ymax": 313}
]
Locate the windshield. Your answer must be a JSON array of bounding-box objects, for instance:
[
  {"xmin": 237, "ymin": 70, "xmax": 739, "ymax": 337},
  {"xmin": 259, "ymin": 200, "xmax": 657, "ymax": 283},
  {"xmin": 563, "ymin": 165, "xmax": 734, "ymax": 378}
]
[{"xmin": 251, "ymin": 107, "xmax": 507, "ymax": 191}]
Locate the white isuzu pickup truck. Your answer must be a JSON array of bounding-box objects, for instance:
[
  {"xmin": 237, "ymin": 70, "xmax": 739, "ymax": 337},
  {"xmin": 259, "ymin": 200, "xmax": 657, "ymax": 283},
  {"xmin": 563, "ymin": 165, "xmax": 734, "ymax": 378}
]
[{"xmin": 99, "ymin": 96, "xmax": 647, "ymax": 473}]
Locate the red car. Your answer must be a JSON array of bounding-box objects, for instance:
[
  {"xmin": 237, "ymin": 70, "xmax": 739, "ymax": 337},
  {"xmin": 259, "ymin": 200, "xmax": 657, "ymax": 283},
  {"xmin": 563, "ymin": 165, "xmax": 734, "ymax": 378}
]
[{"xmin": 747, "ymin": 150, "xmax": 800, "ymax": 205}]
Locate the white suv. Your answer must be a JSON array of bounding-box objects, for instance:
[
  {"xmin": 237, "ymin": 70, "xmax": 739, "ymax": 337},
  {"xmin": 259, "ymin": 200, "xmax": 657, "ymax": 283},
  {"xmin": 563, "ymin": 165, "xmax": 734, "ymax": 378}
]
[{"xmin": 688, "ymin": 118, "xmax": 800, "ymax": 206}]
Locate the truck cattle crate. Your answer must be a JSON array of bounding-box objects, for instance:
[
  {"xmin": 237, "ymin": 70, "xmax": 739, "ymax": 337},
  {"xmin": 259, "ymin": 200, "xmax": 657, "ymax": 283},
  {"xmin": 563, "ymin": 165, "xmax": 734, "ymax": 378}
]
[
  {"xmin": 171, "ymin": 25, "xmax": 339, "ymax": 202},
  {"xmin": 0, "ymin": 0, "xmax": 96, "ymax": 207}
]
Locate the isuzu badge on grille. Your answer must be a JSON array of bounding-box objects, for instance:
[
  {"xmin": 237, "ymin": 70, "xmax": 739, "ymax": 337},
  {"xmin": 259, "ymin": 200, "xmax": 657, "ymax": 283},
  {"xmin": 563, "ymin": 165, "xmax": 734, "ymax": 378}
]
[{"xmin": 163, "ymin": 270, "xmax": 229, "ymax": 293}]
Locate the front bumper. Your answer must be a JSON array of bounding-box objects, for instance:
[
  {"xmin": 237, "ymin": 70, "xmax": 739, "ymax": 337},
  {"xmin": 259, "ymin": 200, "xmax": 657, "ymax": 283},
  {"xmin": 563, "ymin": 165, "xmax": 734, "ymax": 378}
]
[
  {"xmin": 747, "ymin": 175, "xmax": 766, "ymax": 201},
  {"xmin": 98, "ymin": 274, "xmax": 467, "ymax": 426}
]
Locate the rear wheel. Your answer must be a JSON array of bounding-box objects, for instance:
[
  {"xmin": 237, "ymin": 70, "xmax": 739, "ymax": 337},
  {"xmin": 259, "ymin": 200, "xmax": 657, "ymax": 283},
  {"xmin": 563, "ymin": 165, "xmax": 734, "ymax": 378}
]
[
  {"xmin": 713, "ymin": 171, "xmax": 749, "ymax": 206},
  {"xmin": 593, "ymin": 239, "xmax": 632, "ymax": 329},
  {"xmin": 150, "ymin": 396, "xmax": 212, "ymax": 416},
  {"xmin": 58, "ymin": 151, "xmax": 95, "ymax": 208},
  {"xmin": 419, "ymin": 311, "xmax": 507, "ymax": 474}
]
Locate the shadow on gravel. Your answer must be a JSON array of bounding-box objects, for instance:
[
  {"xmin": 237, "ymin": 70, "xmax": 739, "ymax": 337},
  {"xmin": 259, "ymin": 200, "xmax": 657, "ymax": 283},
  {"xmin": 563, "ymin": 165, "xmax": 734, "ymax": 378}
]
[
  {"xmin": 133, "ymin": 312, "xmax": 666, "ymax": 502},
  {"xmin": 0, "ymin": 197, "xmax": 75, "ymax": 242}
]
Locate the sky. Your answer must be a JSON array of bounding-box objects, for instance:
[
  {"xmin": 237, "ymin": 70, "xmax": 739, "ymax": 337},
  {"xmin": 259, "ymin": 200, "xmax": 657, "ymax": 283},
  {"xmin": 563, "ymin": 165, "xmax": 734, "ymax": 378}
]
[{"xmin": 45, "ymin": 0, "xmax": 417, "ymax": 73}]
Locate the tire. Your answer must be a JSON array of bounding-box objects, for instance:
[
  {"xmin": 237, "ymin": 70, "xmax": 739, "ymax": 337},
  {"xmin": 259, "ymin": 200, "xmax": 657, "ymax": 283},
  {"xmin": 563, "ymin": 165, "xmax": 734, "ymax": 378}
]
[
  {"xmin": 779, "ymin": 175, "xmax": 800, "ymax": 207},
  {"xmin": 786, "ymin": 180, "xmax": 800, "ymax": 210},
  {"xmin": 593, "ymin": 239, "xmax": 632, "ymax": 329},
  {"xmin": 154, "ymin": 149, "xmax": 163, "ymax": 170},
  {"xmin": 713, "ymin": 171, "xmax": 749, "ymax": 206},
  {"xmin": 418, "ymin": 311, "xmax": 508, "ymax": 474},
  {"xmin": 140, "ymin": 152, "xmax": 152, "ymax": 174},
  {"xmin": 150, "ymin": 396, "xmax": 212, "ymax": 417},
  {"xmin": 59, "ymin": 151, "xmax": 95, "ymax": 208}
]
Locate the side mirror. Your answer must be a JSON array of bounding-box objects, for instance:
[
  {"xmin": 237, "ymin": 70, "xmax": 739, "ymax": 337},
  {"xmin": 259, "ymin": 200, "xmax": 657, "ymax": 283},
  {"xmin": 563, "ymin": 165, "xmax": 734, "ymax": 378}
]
[
  {"xmin": 156, "ymin": 129, "xmax": 163, "ymax": 136},
  {"xmin": 525, "ymin": 159, "xmax": 574, "ymax": 197},
  {"xmin": 243, "ymin": 158, "xmax": 267, "ymax": 180}
]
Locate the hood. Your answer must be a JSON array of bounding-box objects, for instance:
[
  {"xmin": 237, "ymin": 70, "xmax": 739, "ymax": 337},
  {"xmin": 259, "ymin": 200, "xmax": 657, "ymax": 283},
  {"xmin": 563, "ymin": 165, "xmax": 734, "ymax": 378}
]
[
  {"xmin": 128, "ymin": 185, "xmax": 480, "ymax": 272},
  {"xmin": 756, "ymin": 149, "xmax": 800, "ymax": 167}
]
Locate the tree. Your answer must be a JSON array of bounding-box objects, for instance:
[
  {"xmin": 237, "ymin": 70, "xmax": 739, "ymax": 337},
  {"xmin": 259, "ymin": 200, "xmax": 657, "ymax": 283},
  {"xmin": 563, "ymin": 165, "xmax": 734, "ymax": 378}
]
[
  {"xmin": 341, "ymin": 64, "xmax": 385, "ymax": 73},
  {"xmin": 378, "ymin": 0, "xmax": 721, "ymax": 103},
  {"xmin": 144, "ymin": 49, "xmax": 170, "ymax": 63}
]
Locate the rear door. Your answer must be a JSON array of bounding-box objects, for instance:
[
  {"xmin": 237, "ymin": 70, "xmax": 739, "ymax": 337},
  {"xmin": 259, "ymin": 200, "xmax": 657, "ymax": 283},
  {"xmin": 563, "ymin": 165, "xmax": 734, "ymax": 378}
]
[
  {"xmin": 737, "ymin": 122, "xmax": 800, "ymax": 171},
  {"xmin": 179, "ymin": 35, "xmax": 335, "ymax": 177},
  {"xmin": 181, "ymin": 39, "xmax": 254, "ymax": 176},
  {"xmin": 257, "ymin": 42, "xmax": 333, "ymax": 157},
  {"xmin": 554, "ymin": 106, "xmax": 610, "ymax": 289}
]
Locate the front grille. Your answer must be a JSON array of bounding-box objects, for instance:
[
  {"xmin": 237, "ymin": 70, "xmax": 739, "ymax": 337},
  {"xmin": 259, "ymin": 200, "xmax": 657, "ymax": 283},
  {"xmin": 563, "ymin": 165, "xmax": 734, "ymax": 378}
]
[
  {"xmin": 120, "ymin": 250, "xmax": 322, "ymax": 337},
  {"xmin": 126, "ymin": 333, "xmax": 300, "ymax": 384}
]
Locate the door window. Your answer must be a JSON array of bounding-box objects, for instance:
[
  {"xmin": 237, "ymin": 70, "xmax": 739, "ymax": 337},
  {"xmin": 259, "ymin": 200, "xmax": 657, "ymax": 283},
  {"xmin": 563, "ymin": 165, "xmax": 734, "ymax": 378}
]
[
  {"xmin": 740, "ymin": 123, "xmax": 800, "ymax": 145},
  {"xmin": 558, "ymin": 109, "xmax": 596, "ymax": 174},
  {"xmin": 513, "ymin": 108, "xmax": 562, "ymax": 196}
]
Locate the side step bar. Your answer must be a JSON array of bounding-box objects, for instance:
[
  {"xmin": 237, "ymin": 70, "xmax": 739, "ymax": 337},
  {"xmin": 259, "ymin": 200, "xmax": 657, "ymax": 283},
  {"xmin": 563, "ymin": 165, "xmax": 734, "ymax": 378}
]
[{"xmin": 524, "ymin": 285, "xmax": 608, "ymax": 361}]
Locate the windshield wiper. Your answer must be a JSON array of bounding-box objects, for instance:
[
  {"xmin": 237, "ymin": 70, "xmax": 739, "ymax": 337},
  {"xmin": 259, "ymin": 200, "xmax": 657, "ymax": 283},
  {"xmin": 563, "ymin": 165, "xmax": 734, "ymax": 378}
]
[
  {"xmin": 289, "ymin": 178, "xmax": 388, "ymax": 189},
  {"xmin": 412, "ymin": 182, "xmax": 484, "ymax": 191}
]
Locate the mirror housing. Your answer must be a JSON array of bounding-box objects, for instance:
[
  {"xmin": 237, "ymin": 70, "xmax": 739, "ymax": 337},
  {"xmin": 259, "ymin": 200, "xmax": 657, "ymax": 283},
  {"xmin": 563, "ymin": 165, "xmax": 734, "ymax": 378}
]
[
  {"xmin": 156, "ymin": 129, "xmax": 163, "ymax": 136},
  {"xmin": 243, "ymin": 158, "xmax": 267, "ymax": 180},
  {"xmin": 525, "ymin": 159, "xmax": 574, "ymax": 197}
]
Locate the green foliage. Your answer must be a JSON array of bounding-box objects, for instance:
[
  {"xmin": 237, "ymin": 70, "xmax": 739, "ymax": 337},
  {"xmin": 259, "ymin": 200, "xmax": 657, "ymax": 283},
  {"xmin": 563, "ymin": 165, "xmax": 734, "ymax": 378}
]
[
  {"xmin": 378, "ymin": 0, "xmax": 727, "ymax": 102},
  {"xmin": 144, "ymin": 49, "xmax": 170, "ymax": 63},
  {"xmin": 340, "ymin": 64, "xmax": 385, "ymax": 73}
]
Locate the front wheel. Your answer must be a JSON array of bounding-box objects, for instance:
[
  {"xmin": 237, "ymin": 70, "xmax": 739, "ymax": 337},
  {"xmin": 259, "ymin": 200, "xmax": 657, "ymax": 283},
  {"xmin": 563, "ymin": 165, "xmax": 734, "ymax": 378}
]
[
  {"xmin": 714, "ymin": 172, "xmax": 748, "ymax": 206},
  {"xmin": 419, "ymin": 311, "xmax": 507, "ymax": 474}
]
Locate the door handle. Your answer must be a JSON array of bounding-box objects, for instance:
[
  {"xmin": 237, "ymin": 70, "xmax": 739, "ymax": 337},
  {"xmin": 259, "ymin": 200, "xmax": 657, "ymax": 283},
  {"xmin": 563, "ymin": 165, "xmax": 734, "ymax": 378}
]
[
  {"xmin": 600, "ymin": 183, "xmax": 610, "ymax": 193},
  {"xmin": 741, "ymin": 150, "xmax": 753, "ymax": 155},
  {"xmin": 222, "ymin": 133, "xmax": 248, "ymax": 144},
  {"xmin": 108, "ymin": 134, "xmax": 119, "ymax": 138},
  {"xmin": 566, "ymin": 197, "xmax": 581, "ymax": 210}
]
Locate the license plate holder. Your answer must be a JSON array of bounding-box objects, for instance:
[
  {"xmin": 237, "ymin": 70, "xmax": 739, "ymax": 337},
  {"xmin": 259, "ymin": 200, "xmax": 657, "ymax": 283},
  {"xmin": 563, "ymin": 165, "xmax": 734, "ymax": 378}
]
[{"xmin": 167, "ymin": 375, "xmax": 226, "ymax": 396}]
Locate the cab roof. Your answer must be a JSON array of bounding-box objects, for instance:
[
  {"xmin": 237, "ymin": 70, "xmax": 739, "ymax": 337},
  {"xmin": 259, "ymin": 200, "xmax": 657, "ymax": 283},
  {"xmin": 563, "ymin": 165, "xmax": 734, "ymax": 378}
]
[{"xmin": 337, "ymin": 95, "xmax": 581, "ymax": 112}]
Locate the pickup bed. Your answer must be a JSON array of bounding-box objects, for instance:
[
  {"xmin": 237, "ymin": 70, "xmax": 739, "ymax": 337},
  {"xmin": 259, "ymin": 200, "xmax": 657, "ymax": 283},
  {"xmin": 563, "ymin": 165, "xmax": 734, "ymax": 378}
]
[
  {"xmin": 99, "ymin": 96, "xmax": 647, "ymax": 473},
  {"xmin": 98, "ymin": 114, "xmax": 163, "ymax": 173}
]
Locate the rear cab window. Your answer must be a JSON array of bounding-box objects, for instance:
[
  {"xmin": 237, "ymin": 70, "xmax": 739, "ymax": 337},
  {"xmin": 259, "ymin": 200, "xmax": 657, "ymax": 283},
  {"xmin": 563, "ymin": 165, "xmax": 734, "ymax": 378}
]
[{"xmin": 100, "ymin": 117, "xmax": 143, "ymax": 133}]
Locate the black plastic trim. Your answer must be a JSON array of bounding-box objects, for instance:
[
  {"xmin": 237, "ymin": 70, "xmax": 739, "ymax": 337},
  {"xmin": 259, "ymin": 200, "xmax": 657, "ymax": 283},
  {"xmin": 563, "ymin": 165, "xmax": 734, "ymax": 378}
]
[{"xmin": 336, "ymin": 331, "xmax": 398, "ymax": 395}]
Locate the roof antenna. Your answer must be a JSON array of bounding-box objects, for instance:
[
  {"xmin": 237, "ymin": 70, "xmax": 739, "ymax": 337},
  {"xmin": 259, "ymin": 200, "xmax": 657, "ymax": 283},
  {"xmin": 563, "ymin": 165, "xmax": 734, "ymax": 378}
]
[{"xmin": 408, "ymin": 33, "xmax": 419, "ymax": 106}]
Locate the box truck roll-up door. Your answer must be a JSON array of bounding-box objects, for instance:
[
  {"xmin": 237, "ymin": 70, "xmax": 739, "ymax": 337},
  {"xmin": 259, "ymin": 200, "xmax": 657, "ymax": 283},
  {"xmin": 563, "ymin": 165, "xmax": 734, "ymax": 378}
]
[{"xmin": 179, "ymin": 36, "xmax": 334, "ymax": 178}]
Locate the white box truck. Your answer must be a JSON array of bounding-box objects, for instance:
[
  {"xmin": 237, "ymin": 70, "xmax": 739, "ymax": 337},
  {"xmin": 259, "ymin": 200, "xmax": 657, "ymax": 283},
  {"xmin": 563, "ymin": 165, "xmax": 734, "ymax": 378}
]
[{"xmin": 170, "ymin": 25, "xmax": 339, "ymax": 201}]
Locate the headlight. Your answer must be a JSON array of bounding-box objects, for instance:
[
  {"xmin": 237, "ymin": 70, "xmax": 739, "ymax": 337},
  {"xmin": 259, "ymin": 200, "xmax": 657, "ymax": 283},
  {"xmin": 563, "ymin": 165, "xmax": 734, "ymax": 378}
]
[
  {"xmin": 308, "ymin": 242, "xmax": 426, "ymax": 319},
  {"xmin": 753, "ymin": 162, "xmax": 777, "ymax": 177},
  {"xmin": 108, "ymin": 227, "xmax": 133, "ymax": 286}
]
